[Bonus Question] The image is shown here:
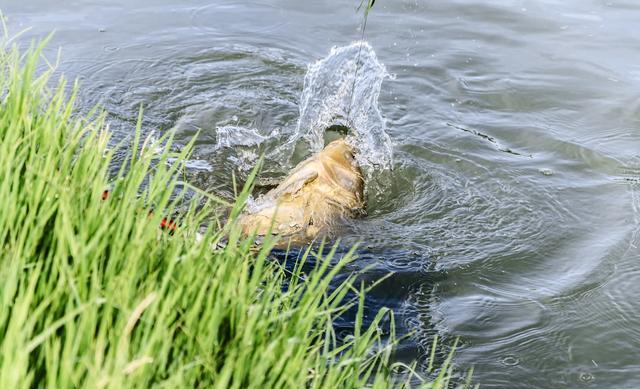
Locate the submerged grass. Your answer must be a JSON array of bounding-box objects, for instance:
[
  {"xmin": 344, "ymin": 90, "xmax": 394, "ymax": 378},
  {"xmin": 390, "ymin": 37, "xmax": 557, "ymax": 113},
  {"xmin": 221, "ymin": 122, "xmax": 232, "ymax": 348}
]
[{"xmin": 0, "ymin": 34, "xmax": 466, "ymax": 388}]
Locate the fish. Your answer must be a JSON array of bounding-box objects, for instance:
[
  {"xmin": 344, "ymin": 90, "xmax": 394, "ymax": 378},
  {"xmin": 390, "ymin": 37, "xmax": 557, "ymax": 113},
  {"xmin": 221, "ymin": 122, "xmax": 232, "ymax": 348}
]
[{"xmin": 237, "ymin": 138, "xmax": 365, "ymax": 246}]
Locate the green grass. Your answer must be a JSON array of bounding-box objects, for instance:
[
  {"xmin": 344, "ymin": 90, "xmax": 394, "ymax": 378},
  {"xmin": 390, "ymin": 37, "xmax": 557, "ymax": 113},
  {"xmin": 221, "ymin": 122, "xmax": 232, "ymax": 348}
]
[{"xmin": 0, "ymin": 33, "xmax": 467, "ymax": 388}]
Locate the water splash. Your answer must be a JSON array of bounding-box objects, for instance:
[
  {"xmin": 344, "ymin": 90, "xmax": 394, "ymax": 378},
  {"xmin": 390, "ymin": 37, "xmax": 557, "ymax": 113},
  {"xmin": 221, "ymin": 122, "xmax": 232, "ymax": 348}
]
[
  {"xmin": 281, "ymin": 41, "xmax": 393, "ymax": 175},
  {"xmin": 215, "ymin": 125, "xmax": 271, "ymax": 149},
  {"xmin": 175, "ymin": 42, "xmax": 393, "ymax": 190}
]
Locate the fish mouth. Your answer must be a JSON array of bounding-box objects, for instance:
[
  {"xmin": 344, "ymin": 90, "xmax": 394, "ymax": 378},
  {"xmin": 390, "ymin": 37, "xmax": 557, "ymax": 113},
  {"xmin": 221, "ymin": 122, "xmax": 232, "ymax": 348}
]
[{"xmin": 323, "ymin": 122, "xmax": 351, "ymax": 146}]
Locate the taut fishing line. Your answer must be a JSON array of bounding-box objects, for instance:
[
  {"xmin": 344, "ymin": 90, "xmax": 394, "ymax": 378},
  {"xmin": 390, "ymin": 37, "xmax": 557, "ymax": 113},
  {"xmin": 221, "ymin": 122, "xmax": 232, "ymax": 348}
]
[{"xmin": 347, "ymin": 0, "xmax": 375, "ymax": 124}]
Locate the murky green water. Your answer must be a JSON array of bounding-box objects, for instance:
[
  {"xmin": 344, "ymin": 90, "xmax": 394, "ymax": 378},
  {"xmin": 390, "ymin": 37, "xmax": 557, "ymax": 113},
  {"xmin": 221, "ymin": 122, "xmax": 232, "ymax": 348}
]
[{"xmin": 5, "ymin": 0, "xmax": 640, "ymax": 387}]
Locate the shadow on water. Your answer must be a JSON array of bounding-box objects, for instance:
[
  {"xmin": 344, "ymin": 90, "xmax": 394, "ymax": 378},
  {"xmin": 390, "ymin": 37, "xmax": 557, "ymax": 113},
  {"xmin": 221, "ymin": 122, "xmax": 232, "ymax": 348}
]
[{"xmin": 269, "ymin": 245, "xmax": 449, "ymax": 369}]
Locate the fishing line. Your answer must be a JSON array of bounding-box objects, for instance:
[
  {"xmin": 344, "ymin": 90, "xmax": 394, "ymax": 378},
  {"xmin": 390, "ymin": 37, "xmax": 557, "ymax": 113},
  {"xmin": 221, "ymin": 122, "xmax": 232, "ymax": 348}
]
[{"xmin": 347, "ymin": 0, "xmax": 375, "ymax": 124}]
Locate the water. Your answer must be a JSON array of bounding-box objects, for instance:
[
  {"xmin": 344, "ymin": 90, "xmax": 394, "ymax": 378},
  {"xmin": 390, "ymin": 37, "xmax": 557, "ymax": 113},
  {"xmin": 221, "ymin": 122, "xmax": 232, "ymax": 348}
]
[{"xmin": 4, "ymin": 0, "xmax": 640, "ymax": 387}]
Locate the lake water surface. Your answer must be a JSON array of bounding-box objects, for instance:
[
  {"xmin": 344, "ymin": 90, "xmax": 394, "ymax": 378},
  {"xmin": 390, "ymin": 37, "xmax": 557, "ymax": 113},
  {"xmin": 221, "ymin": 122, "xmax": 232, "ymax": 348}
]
[{"xmin": 4, "ymin": 0, "xmax": 640, "ymax": 387}]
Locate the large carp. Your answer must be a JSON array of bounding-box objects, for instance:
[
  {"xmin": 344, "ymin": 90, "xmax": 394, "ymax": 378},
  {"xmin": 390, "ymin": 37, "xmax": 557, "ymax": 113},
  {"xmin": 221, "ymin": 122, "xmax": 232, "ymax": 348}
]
[{"xmin": 238, "ymin": 138, "xmax": 365, "ymax": 246}]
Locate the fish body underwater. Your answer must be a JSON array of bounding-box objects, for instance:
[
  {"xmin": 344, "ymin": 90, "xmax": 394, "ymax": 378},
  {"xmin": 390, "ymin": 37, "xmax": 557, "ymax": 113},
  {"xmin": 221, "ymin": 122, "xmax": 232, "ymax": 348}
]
[{"xmin": 238, "ymin": 138, "xmax": 365, "ymax": 246}]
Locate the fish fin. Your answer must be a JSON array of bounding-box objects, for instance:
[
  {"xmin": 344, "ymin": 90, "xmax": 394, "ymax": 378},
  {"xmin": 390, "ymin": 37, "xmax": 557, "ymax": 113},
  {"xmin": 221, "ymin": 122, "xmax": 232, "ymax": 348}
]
[{"xmin": 271, "ymin": 168, "xmax": 318, "ymax": 198}]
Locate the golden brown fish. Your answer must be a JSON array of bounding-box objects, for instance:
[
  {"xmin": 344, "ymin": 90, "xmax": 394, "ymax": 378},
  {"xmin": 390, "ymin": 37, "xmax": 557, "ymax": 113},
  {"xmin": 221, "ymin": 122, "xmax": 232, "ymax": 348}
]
[{"xmin": 238, "ymin": 138, "xmax": 364, "ymax": 246}]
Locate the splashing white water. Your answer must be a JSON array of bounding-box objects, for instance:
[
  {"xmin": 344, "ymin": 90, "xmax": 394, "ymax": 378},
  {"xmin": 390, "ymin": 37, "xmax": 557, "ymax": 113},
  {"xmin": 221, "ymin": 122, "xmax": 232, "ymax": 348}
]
[
  {"xmin": 215, "ymin": 125, "xmax": 271, "ymax": 149},
  {"xmin": 279, "ymin": 41, "xmax": 393, "ymax": 175}
]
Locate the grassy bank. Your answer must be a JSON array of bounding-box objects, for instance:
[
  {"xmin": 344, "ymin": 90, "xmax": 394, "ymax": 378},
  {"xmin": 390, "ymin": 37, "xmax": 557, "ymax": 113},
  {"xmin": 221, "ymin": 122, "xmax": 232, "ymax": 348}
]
[{"xmin": 0, "ymin": 35, "xmax": 461, "ymax": 388}]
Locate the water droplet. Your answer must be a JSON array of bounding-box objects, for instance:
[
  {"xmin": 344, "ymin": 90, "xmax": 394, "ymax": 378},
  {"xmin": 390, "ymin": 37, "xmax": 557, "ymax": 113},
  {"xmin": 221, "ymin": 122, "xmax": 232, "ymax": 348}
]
[
  {"xmin": 579, "ymin": 372, "xmax": 594, "ymax": 383},
  {"xmin": 500, "ymin": 355, "xmax": 519, "ymax": 366},
  {"xmin": 539, "ymin": 168, "xmax": 554, "ymax": 176}
]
